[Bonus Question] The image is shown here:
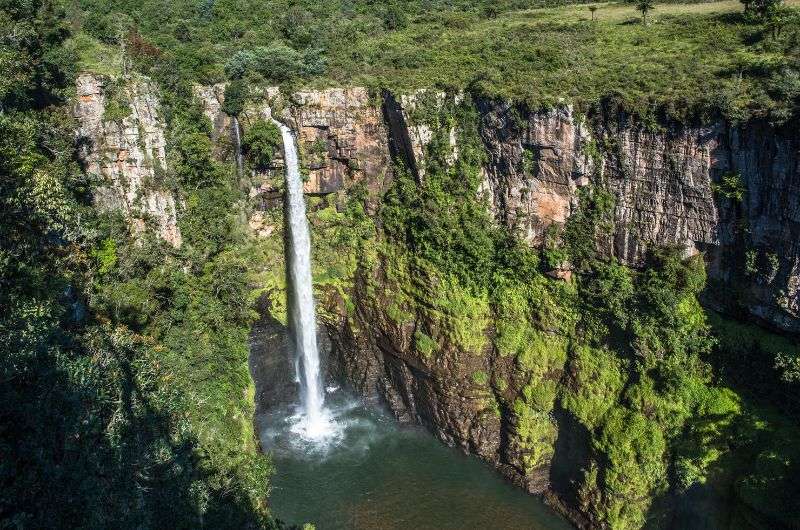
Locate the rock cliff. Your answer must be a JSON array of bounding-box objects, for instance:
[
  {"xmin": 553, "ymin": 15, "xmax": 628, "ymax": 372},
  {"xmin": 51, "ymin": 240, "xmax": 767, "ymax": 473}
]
[
  {"xmin": 74, "ymin": 74, "xmax": 181, "ymax": 247},
  {"xmin": 475, "ymin": 101, "xmax": 800, "ymax": 333},
  {"xmin": 73, "ymin": 75, "xmax": 800, "ymax": 332}
]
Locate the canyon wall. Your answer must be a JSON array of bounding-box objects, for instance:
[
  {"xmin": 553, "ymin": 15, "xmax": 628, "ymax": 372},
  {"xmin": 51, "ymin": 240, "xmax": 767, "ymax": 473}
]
[
  {"xmin": 476, "ymin": 101, "xmax": 800, "ymax": 333},
  {"xmin": 74, "ymin": 75, "xmax": 800, "ymax": 527},
  {"xmin": 74, "ymin": 74, "xmax": 800, "ymax": 332}
]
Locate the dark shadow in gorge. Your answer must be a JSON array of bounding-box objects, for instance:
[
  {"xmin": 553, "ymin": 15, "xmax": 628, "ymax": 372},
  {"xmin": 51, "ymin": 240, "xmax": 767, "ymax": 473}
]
[
  {"xmin": 548, "ymin": 405, "xmax": 592, "ymax": 525},
  {"xmin": 248, "ymin": 294, "xmax": 335, "ymax": 436},
  {"xmin": 249, "ymin": 294, "xmax": 297, "ymax": 419},
  {"xmin": 1, "ymin": 330, "xmax": 265, "ymax": 529}
]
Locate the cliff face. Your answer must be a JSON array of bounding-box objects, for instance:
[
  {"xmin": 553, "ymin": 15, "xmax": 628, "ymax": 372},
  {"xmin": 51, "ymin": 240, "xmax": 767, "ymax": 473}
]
[
  {"xmin": 194, "ymin": 85, "xmax": 392, "ymax": 196},
  {"xmin": 74, "ymin": 74, "xmax": 181, "ymax": 247},
  {"xmin": 237, "ymin": 91, "xmax": 799, "ymax": 526},
  {"xmin": 476, "ymin": 102, "xmax": 800, "ymax": 333},
  {"xmin": 75, "ymin": 75, "xmax": 800, "ymax": 332}
]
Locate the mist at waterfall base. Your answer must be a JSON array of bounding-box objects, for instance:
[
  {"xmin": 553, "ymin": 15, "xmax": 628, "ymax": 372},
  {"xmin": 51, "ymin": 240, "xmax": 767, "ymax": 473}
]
[
  {"xmin": 259, "ymin": 390, "xmax": 570, "ymax": 530},
  {"xmin": 267, "ymin": 122, "xmax": 568, "ymax": 529}
]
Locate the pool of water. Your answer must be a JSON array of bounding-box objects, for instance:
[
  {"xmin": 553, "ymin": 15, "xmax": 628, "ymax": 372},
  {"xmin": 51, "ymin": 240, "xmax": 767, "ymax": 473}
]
[{"xmin": 258, "ymin": 389, "xmax": 572, "ymax": 530}]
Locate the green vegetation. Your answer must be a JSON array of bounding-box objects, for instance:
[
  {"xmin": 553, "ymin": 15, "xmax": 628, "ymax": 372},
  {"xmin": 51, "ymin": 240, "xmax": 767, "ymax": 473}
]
[
  {"xmin": 68, "ymin": 0, "xmax": 800, "ymax": 122},
  {"xmin": 242, "ymin": 119, "xmax": 283, "ymax": 171},
  {"xmin": 6, "ymin": 0, "xmax": 800, "ymax": 528},
  {"xmin": 101, "ymin": 78, "xmax": 132, "ymax": 121},
  {"xmin": 0, "ymin": 1, "xmax": 291, "ymax": 527},
  {"xmin": 712, "ymin": 171, "xmax": 747, "ymax": 202}
]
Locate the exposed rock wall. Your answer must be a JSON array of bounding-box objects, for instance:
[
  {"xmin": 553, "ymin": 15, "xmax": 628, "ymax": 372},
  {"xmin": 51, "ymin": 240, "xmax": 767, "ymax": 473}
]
[
  {"xmin": 74, "ymin": 74, "xmax": 181, "ymax": 247},
  {"xmin": 476, "ymin": 102, "xmax": 800, "ymax": 333},
  {"xmin": 194, "ymin": 85, "xmax": 393, "ymax": 200},
  {"xmin": 75, "ymin": 74, "xmax": 800, "ymax": 330}
]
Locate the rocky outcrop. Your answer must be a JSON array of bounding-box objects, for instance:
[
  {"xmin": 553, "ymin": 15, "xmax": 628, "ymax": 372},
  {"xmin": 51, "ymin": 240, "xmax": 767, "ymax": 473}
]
[
  {"xmin": 74, "ymin": 74, "xmax": 181, "ymax": 247},
  {"xmin": 476, "ymin": 102, "xmax": 800, "ymax": 333},
  {"xmin": 194, "ymin": 85, "xmax": 393, "ymax": 200},
  {"xmin": 289, "ymin": 88, "xmax": 393, "ymax": 197},
  {"xmin": 479, "ymin": 102, "xmax": 594, "ymax": 245},
  {"xmin": 75, "ymin": 72, "xmax": 800, "ymax": 330}
]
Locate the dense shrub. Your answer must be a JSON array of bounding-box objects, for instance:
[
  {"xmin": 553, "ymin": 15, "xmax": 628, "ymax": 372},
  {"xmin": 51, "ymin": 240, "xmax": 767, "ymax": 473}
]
[
  {"xmin": 224, "ymin": 43, "xmax": 326, "ymax": 83},
  {"xmin": 242, "ymin": 119, "xmax": 282, "ymax": 171}
]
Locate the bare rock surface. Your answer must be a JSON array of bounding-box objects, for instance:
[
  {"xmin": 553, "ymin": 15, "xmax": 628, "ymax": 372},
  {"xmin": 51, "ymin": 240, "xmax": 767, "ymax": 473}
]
[{"xmin": 75, "ymin": 74, "xmax": 181, "ymax": 247}]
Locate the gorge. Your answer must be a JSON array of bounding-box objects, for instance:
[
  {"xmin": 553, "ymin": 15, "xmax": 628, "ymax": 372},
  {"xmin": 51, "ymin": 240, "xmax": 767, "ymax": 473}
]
[
  {"xmin": 5, "ymin": 2, "xmax": 800, "ymax": 527},
  {"xmin": 71, "ymin": 72, "xmax": 800, "ymax": 528}
]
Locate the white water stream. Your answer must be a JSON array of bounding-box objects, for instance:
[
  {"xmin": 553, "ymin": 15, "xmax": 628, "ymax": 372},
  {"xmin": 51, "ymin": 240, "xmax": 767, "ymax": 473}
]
[
  {"xmin": 232, "ymin": 116, "xmax": 244, "ymax": 177},
  {"xmin": 274, "ymin": 119, "xmax": 336, "ymax": 440}
]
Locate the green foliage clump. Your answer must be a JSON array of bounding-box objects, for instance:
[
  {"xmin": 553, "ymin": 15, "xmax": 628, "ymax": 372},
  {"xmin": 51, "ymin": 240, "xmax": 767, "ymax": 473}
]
[
  {"xmin": 225, "ymin": 43, "xmax": 325, "ymax": 84},
  {"xmin": 595, "ymin": 408, "xmax": 667, "ymax": 528},
  {"xmin": 513, "ymin": 397, "xmax": 558, "ymax": 472},
  {"xmin": 0, "ymin": 2, "xmax": 280, "ymax": 527},
  {"xmin": 415, "ymin": 329, "xmax": 438, "ymax": 358},
  {"xmin": 712, "ymin": 171, "xmax": 746, "ymax": 202},
  {"xmin": 222, "ymin": 78, "xmax": 249, "ymax": 116},
  {"xmin": 92, "ymin": 237, "xmax": 118, "ymax": 274},
  {"xmin": 471, "ymin": 370, "xmax": 489, "ymax": 385},
  {"xmin": 561, "ymin": 345, "xmax": 626, "ymax": 428},
  {"xmin": 242, "ymin": 119, "xmax": 283, "ymax": 172},
  {"xmin": 102, "ymin": 81, "xmax": 132, "ymax": 122}
]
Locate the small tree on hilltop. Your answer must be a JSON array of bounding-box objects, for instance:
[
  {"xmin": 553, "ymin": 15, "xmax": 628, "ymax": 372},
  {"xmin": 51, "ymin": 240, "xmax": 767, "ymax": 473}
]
[
  {"xmin": 741, "ymin": 0, "xmax": 782, "ymax": 18},
  {"xmin": 635, "ymin": 0, "xmax": 655, "ymax": 24},
  {"xmin": 589, "ymin": 5, "xmax": 598, "ymax": 20}
]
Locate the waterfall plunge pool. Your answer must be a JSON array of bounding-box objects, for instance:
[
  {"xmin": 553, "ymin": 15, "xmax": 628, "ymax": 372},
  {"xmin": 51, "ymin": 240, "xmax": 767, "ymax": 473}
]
[{"xmin": 258, "ymin": 388, "xmax": 571, "ymax": 530}]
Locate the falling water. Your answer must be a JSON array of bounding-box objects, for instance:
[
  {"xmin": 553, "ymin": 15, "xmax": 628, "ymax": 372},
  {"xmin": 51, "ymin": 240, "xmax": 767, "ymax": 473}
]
[
  {"xmin": 232, "ymin": 116, "xmax": 243, "ymax": 177},
  {"xmin": 273, "ymin": 119, "xmax": 333, "ymax": 440}
]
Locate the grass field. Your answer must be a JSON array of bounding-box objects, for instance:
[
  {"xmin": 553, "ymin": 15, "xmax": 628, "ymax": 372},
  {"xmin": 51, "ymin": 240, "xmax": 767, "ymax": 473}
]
[
  {"xmin": 318, "ymin": 0, "xmax": 800, "ymax": 120},
  {"xmin": 73, "ymin": 0, "xmax": 800, "ymax": 121},
  {"xmin": 521, "ymin": 0, "xmax": 800, "ymax": 23}
]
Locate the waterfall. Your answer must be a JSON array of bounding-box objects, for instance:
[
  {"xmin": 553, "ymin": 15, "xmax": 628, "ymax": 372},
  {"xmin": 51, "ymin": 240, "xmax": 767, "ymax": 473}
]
[
  {"xmin": 274, "ymin": 119, "xmax": 332, "ymax": 439},
  {"xmin": 232, "ymin": 116, "xmax": 243, "ymax": 177}
]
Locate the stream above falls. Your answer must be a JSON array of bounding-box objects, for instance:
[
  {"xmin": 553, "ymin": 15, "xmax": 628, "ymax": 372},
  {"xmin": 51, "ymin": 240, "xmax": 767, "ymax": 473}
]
[{"xmin": 256, "ymin": 388, "xmax": 571, "ymax": 530}]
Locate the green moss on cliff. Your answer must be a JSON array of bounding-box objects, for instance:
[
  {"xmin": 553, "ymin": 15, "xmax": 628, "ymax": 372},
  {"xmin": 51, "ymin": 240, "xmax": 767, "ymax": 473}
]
[
  {"xmin": 513, "ymin": 397, "xmax": 558, "ymax": 472},
  {"xmin": 561, "ymin": 344, "xmax": 626, "ymax": 429}
]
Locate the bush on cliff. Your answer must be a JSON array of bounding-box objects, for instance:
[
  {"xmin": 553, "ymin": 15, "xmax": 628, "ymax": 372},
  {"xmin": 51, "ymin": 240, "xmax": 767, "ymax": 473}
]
[{"xmin": 242, "ymin": 119, "xmax": 283, "ymax": 171}]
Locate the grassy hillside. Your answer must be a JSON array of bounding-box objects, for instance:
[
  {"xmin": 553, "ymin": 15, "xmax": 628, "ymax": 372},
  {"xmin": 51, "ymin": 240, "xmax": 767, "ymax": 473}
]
[{"xmin": 67, "ymin": 0, "xmax": 800, "ymax": 121}]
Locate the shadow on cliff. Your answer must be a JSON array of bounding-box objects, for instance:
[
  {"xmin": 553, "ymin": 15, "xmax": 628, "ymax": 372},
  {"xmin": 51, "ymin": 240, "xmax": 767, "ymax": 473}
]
[
  {"xmin": 548, "ymin": 405, "xmax": 593, "ymax": 526},
  {"xmin": 249, "ymin": 294, "xmax": 297, "ymax": 420}
]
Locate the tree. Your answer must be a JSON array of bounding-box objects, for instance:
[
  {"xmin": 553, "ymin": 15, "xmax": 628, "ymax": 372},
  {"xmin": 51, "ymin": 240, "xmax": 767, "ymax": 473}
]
[
  {"xmin": 222, "ymin": 79, "xmax": 248, "ymax": 116},
  {"xmin": 224, "ymin": 50, "xmax": 255, "ymax": 80},
  {"xmin": 741, "ymin": 0, "xmax": 782, "ymax": 18},
  {"xmin": 634, "ymin": 0, "xmax": 655, "ymax": 24},
  {"xmin": 0, "ymin": 0, "xmax": 74, "ymax": 110},
  {"xmin": 383, "ymin": 3, "xmax": 408, "ymax": 30},
  {"xmin": 589, "ymin": 5, "xmax": 598, "ymax": 20},
  {"xmin": 241, "ymin": 119, "xmax": 282, "ymax": 171}
]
